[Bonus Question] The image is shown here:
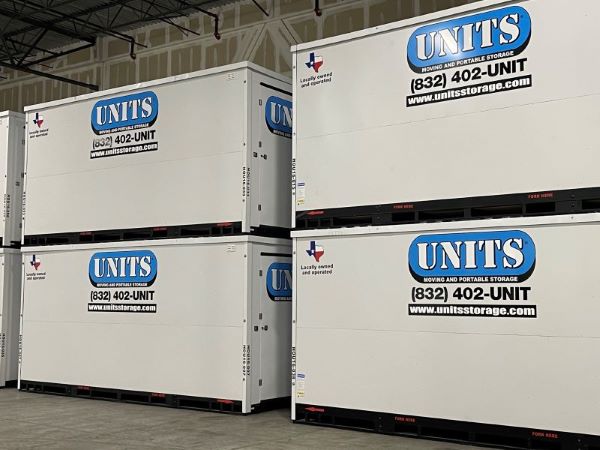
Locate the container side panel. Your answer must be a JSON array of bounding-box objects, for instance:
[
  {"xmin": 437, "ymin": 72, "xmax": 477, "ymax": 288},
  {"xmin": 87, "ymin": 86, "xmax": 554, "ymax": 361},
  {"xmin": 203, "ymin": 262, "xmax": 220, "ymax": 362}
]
[
  {"xmin": 294, "ymin": 218, "xmax": 600, "ymax": 435},
  {"xmin": 4, "ymin": 252, "xmax": 21, "ymax": 383},
  {"xmin": 6, "ymin": 116, "xmax": 25, "ymax": 246},
  {"xmin": 25, "ymin": 152, "xmax": 243, "ymax": 233},
  {"xmin": 0, "ymin": 252, "xmax": 6, "ymax": 385},
  {"xmin": 0, "ymin": 119, "xmax": 7, "ymax": 244},
  {"xmin": 294, "ymin": 0, "xmax": 600, "ymax": 211},
  {"xmin": 0, "ymin": 114, "xmax": 23, "ymax": 244},
  {"xmin": 20, "ymin": 241, "xmax": 246, "ymax": 400},
  {"xmin": 248, "ymin": 242, "xmax": 260, "ymax": 407},
  {"xmin": 246, "ymin": 72, "xmax": 260, "ymax": 233},
  {"xmin": 0, "ymin": 250, "xmax": 20, "ymax": 385},
  {"xmin": 290, "ymin": 238, "xmax": 298, "ymax": 420},
  {"xmin": 297, "ymin": 94, "xmax": 600, "ymax": 209},
  {"xmin": 291, "ymin": 52, "xmax": 298, "ymax": 229},
  {"xmin": 296, "ymin": 329, "xmax": 595, "ymax": 430},
  {"xmin": 24, "ymin": 71, "xmax": 247, "ymax": 236}
]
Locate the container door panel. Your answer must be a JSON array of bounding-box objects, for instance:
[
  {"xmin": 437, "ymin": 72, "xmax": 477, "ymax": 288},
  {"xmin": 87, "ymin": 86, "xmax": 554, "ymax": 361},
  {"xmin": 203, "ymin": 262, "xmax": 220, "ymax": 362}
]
[
  {"xmin": 258, "ymin": 83, "xmax": 292, "ymax": 230},
  {"xmin": 0, "ymin": 253, "xmax": 6, "ymax": 386},
  {"xmin": 259, "ymin": 251, "xmax": 292, "ymax": 401}
]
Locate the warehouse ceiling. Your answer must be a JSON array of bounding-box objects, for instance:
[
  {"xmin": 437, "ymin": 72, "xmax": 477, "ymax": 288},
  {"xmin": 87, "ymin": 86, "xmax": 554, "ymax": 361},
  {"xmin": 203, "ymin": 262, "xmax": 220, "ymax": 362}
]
[{"xmin": 0, "ymin": 0, "xmax": 268, "ymax": 90}]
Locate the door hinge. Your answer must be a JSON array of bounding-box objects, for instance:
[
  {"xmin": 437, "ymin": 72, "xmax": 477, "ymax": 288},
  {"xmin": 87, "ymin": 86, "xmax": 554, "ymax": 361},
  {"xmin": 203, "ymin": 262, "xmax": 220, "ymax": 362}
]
[
  {"xmin": 259, "ymin": 379, "xmax": 263, "ymax": 386},
  {"xmin": 259, "ymin": 270, "xmax": 263, "ymax": 277}
]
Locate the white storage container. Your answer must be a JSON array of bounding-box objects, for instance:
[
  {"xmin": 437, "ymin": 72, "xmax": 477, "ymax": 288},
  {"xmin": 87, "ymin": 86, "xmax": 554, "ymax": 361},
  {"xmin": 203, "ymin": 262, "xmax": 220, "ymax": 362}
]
[
  {"xmin": 0, "ymin": 249, "xmax": 22, "ymax": 387},
  {"xmin": 23, "ymin": 63, "xmax": 292, "ymax": 245},
  {"xmin": 292, "ymin": 214, "xmax": 600, "ymax": 445},
  {"xmin": 19, "ymin": 236, "xmax": 292, "ymax": 413},
  {"xmin": 292, "ymin": 0, "xmax": 600, "ymax": 227},
  {"xmin": 0, "ymin": 111, "xmax": 25, "ymax": 247}
]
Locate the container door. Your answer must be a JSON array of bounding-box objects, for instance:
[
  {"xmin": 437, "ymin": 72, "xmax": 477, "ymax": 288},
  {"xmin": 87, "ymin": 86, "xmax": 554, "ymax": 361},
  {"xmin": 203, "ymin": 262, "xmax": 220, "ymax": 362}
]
[
  {"xmin": 0, "ymin": 253, "xmax": 6, "ymax": 387},
  {"xmin": 259, "ymin": 251, "xmax": 292, "ymax": 402},
  {"xmin": 257, "ymin": 83, "xmax": 292, "ymax": 230}
]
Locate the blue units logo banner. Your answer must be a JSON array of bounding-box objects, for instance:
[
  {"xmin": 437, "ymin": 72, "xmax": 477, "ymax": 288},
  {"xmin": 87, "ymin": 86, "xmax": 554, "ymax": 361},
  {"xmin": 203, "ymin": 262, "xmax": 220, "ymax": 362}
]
[
  {"xmin": 265, "ymin": 96, "xmax": 292, "ymax": 138},
  {"xmin": 266, "ymin": 262, "xmax": 292, "ymax": 301},
  {"xmin": 88, "ymin": 250, "xmax": 158, "ymax": 313},
  {"xmin": 405, "ymin": 6, "xmax": 533, "ymax": 107},
  {"xmin": 90, "ymin": 91, "xmax": 159, "ymax": 159},
  {"xmin": 407, "ymin": 230, "xmax": 538, "ymax": 319}
]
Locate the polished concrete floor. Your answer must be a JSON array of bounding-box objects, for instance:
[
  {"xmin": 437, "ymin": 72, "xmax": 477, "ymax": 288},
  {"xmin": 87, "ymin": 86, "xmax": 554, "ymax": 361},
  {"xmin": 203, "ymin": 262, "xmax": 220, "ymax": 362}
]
[{"xmin": 0, "ymin": 389, "xmax": 486, "ymax": 449}]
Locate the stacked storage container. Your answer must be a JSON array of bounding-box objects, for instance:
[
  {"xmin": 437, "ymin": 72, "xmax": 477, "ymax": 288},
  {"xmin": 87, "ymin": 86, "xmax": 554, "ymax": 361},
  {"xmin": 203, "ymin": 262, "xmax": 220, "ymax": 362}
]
[
  {"xmin": 0, "ymin": 111, "xmax": 25, "ymax": 388},
  {"xmin": 291, "ymin": 0, "xmax": 600, "ymax": 446},
  {"xmin": 19, "ymin": 63, "xmax": 294, "ymax": 413}
]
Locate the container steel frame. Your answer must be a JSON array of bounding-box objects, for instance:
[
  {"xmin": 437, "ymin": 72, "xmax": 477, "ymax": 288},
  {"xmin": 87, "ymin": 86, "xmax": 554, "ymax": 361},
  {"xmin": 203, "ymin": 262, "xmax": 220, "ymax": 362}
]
[
  {"xmin": 295, "ymin": 187, "xmax": 600, "ymax": 231},
  {"xmin": 294, "ymin": 404, "xmax": 600, "ymax": 450},
  {"xmin": 21, "ymin": 380, "xmax": 289, "ymax": 415}
]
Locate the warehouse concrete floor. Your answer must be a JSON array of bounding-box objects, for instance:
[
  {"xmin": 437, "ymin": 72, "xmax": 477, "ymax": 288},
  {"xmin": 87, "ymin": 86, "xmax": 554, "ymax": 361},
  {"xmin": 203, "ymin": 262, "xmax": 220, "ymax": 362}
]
[{"xmin": 0, "ymin": 389, "xmax": 486, "ymax": 450}]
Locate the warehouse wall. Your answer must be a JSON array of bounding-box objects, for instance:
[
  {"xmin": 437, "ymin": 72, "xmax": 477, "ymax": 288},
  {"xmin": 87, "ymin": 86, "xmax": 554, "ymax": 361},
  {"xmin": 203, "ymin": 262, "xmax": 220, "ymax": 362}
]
[{"xmin": 0, "ymin": 0, "xmax": 479, "ymax": 111}]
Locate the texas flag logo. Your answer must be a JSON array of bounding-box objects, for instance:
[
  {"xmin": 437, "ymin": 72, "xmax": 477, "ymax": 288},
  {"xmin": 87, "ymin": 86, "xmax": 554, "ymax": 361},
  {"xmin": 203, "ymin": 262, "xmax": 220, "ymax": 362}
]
[
  {"xmin": 30, "ymin": 255, "xmax": 41, "ymax": 271},
  {"xmin": 306, "ymin": 241, "xmax": 325, "ymax": 262},
  {"xmin": 305, "ymin": 52, "xmax": 324, "ymax": 73},
  {"xmin": 33, "ymin": 112, "xmax": 44, "ymax": 128}
]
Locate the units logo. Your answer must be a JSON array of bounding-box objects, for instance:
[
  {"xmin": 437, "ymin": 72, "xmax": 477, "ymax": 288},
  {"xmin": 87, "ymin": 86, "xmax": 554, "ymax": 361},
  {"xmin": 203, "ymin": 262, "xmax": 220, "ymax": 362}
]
[
  {"xmin": 306, "ymin": 241, "xmax": 324, "ymax": 262},
  {"xmin": 265, "ymin": 96, "xmax": 292, "ymax": 138},
  {"xmin": 89, "ymin": 250, "xmax": 157, "ymax": 288},
  {"xmin": 30, "ymin": 255, "xmax": 41, "ymax": 271},
  {"xmin": 305, "ymin": 52, "xmax": 324, "ymax": 73},
  {"xmin": 408, "ymin": 230, "xmax": 535, "ymax": 283},
  {"xmin": 407, "ymin": 6, "xmax": 531, "ymax": 73},
  {"xmin": 266, "ymin": 262, "xmax": 292, "ymax": 301},
  {"xmin": 91, "ymin": 91, "xmax": 158, "ymax": 135}
]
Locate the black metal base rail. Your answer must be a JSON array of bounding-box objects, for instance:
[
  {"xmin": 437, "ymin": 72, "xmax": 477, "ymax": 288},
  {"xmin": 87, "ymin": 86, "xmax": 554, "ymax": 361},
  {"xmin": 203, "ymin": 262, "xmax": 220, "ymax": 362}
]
[
  {"xmin": 295, "ymin": 187, "xmax": 600, "ymax": 231},
  {"xmin": 295, "ymin": 404, "xmax": 600, "ymax": 450},
  {"xmin": 23, "ymin": 222, "xmax": 290, "ymax": 247},
  {"xmin": 20, "ymin": 380, "xmax": 289, "ymax": 415},
  {"xmin": 1, "ymin": 380, "xmax": 17, "ymax": 388}
]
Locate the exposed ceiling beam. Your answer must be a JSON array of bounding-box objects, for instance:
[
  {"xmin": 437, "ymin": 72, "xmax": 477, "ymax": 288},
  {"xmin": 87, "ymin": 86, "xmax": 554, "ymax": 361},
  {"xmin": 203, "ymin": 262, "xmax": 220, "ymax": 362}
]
[
  {"xmin": 22, "ymin": 40, "xmax": 95, "ymax": 67},
  {"xmin": 0, "ymin": 59, "xmax": 98, "ymax": 90},
  {"xmin": 0, "ymin": 0, "xmax": 229, "ymax": 88},
  {"xmin": 0, "ymin": 3, "xmax": 95, "ymax": 42}
]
